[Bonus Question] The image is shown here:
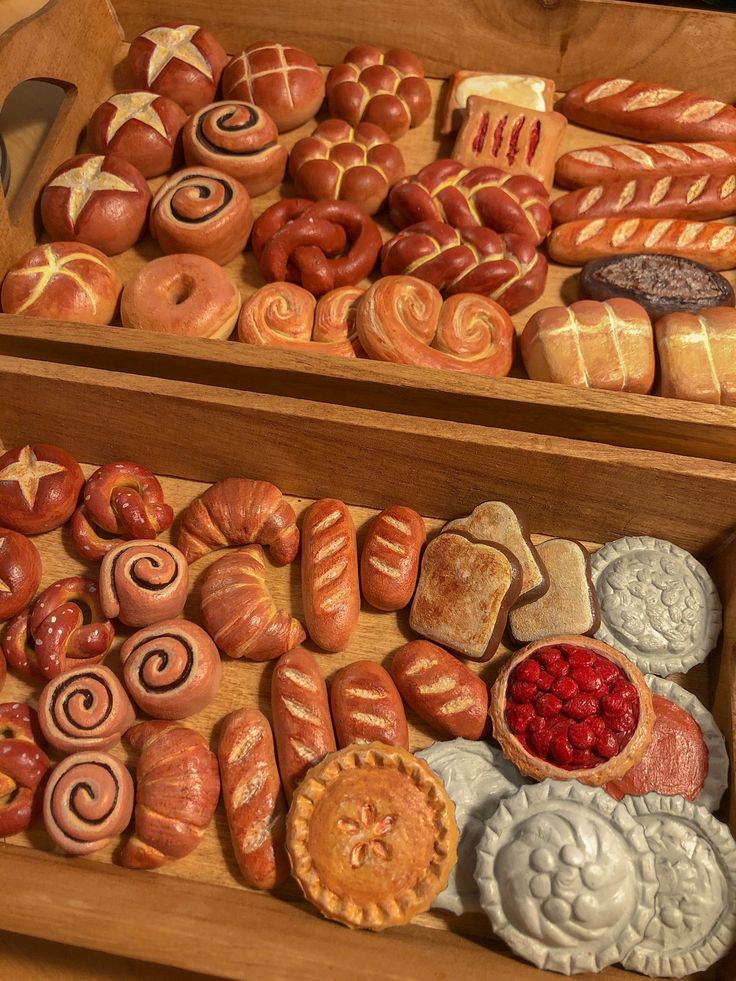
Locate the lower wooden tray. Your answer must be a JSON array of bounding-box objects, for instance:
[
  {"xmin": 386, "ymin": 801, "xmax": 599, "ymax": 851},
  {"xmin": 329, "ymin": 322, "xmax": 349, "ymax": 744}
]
[{"xmin": 0, "ymin": 354, "xmax": 735, "ymax": 980}]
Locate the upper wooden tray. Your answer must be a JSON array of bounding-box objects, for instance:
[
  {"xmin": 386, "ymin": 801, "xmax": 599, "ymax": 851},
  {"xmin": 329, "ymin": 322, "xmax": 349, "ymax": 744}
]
[{"xmin": 4, "ymin": 0, "xmax": 736, "ymax": 463}]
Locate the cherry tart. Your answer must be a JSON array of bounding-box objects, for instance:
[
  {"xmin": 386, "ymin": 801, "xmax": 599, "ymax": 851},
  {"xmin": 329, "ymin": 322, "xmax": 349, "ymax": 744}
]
[{"xmin": 490, "ymin": 635, "xmax": 655, "ymax": 786}]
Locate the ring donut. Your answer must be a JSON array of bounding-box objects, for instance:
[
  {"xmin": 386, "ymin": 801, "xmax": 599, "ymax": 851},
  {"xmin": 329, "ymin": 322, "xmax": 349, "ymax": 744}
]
[{"xmin": 121, "ymin": 254, "xmax": 242, "ymax": 339}]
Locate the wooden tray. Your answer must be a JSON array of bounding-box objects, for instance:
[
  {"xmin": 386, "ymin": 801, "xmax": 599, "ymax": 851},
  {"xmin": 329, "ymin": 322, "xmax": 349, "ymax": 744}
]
[
  {"xmin": 5, "ymin": 0, "xmax": 736, "ymax": 463},
  {"xmin": 1, "ymin": 352, "xmax": 735, "ymax": 980}
]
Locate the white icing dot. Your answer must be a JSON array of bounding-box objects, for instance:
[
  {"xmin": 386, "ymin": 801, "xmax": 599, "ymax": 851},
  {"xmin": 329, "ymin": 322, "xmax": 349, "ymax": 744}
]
[{"xmin": 50, "ymin": 616, "xmax": 57, "ymax": 624}]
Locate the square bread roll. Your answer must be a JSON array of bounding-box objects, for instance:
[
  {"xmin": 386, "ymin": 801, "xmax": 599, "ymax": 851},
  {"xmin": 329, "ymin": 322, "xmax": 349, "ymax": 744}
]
[{"xmin": 655, "ymin": 307, "xmax": 736, "ymax": 405}]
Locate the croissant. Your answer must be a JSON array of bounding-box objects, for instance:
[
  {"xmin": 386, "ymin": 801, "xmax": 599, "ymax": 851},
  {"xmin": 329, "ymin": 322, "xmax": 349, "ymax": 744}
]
[
  {"xmin": 176, "ymin": 478, "xmax": 300, "ymax": 565},
  {"xmin": 121, "ymin": 721, "xmax": 220, "ymax": 869},
  {"xmin": 200, "ymin": 546, "xmax": 306, "ymax": 661}
]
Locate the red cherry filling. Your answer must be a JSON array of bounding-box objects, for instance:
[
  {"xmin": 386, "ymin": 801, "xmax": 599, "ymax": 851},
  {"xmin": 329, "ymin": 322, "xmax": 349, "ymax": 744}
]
[{"xmin": 504, "ymin": 643, "xmax": 640, "ymax": 770}]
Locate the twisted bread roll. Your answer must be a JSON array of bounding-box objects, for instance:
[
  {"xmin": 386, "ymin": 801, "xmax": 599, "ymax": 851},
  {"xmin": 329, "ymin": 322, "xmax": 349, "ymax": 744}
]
[
  {"xmin": 356, "ymin": 276, "xmax": 515, "ymax": 375},
  {"xmin": 43, "ymin": 752, "xmax": 134, "ymax": 855},
  {"xmin": 0, "ymin": 529, "xmax": 41, "ymax": 623},
  {"xmin": 200, "ymin": 546, "xmax": 305, "ymax": 661},
  {"xmin": 389, "ymin": 159, "xmax": 551, "ymax": 245},
  {"xmin": 120, "ymin": 619, "xmax": 222, "ymax": 719},
  {"xmin": 218, "ymin": 708, "xmax": 289, "ymax": 889},
  {"xmin": 1, "ymin": 577, "xmax": 115, "ymax": 681},
  {"xmin": 0, "ymin": 702, "xmax": 50, "ymax": 837},
  {"xmin": 38, "ymin": 665, "xmax": 136, "ymax": 754},
  {"xmin": 71, "ymin": 461, "xmax": 174, "ymax": 562},
  {"xmin": 237, "ymin": 283, "xmax": 362, "ymax": 357},
  {"xmin": 122, "ymin": 721, "xmax": 220, "ymax": 868},
  {"xmin": 176, "ymin": 477, "xmax": 299, "ymax": 565},
  {"xmin": 381, "ymin": 221, "xmax": 547, "ymax": 313},
  {"xmin": 150, "ymin": 167, "xmax": 253, "ymax": 265},
  {"xmin": 99, "ymin": 541, "xmax": 188, "ymax": 628}
]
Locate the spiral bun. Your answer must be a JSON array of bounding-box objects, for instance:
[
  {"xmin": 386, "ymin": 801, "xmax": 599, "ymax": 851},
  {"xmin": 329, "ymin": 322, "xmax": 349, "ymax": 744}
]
[
  {"xmin": 43, "ymin": 751, "xmax": 134, "ymax": 855},
  {"xmin": 99, "ymin": 541, "xmax": 189, "ymax": 628},
  {"xmin": 38, "ymin": 664, "xmax": 136, "ymax": 754},
  {"xmin": 120, "ymin": 619, "xmax": 222, "ymax": 719}
]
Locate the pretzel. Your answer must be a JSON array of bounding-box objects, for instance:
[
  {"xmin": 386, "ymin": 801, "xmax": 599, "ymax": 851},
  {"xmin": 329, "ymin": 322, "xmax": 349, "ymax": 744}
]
[
  {"xmin": 289, "ymin": 119, "xmax": 405, "ymax": 215},
  {"xmin": 381, "ymin": 221, "xmax": 547, "ymax": 313},
  {"xmin": 71, "ymin": 461, "xmax": 174, "ymax": 561},
  {"xmin": 251, "ymin": 198, "xmax": 382, "ymax": 295},
  {"xmin": 388, "ymin": 159, "xmax": 551, "ymax": 245},
  {"xmin": 356, "ymin": 276, "xmax": 515, "ymax": 375},
  {"xmin": 1, "ymin": 577, "xmax": 115, "ymax": 681},
  {"xmin": 326, "ymin": 46, "xmax": 432, "ymax": 140},
  {"xmin": 237, "ymin": 282, "xmax": 363, "ymax": 357},
  {"xmin": 0, "ymin": 702, "xmax": 51, "ymax": 838}
]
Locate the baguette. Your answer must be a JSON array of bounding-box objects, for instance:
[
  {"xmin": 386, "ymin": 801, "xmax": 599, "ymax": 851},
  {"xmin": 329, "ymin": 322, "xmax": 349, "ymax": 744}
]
[
  {"xmin": 551, "ymin": 173, "xmax": 736, "ymax": 226},
  {"xmin": 560, "ymin": 79, "xmax": 736, "ymax": 143},
  {"xmin": 271, "ymin": 647, "xmax": 336, "ymax": 801},
  {"xmin": 548, "ymin": 217, "xmax": 736, "ymax": 270},
  {"xmin": 330, "ymin": 660, "xmax": 409, "ymax": 748},
  {"xmin": 301, "ymin": 498, "xmax": 360, "ymax": 652},
  {"xmin": 555, "ymin": 141, "xmax": 736, "ymax": 190},
  {"xmin": 360, "ymin": 505, "xmax": 425, "ymax": 611},
  {"xmin": 218, "ymin": 709, "xmax": 289, "ymax": 890}
]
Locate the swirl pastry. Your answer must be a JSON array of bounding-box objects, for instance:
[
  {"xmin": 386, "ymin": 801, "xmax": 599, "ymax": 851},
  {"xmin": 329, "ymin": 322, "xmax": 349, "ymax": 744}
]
[
  {"xmin": 200, "ymin": 546, "xmax": 305, "ymax": 661},
  {"xmin": 252, "ymin": 198, "xmax": 382, "ymax": 294},
  {"xmin": 120, "ymin": 619, "xmax": 222, "ymax": 719},
  {"xmin": 38, "ymin": 664, "xmax": 136, "ymax": 754},
  {"xmin": 99, "ymin": 541, "xmax": 189, "ymax": 628},
  {"xmin": 0, "ymin": 702, "xmax": 51, "ymax": 837},
  {"xmin": 176, "ymin": 477, "xmax": 299, "ymax": 564},
  {"xmin": 356, "ymin": 276, "xmax": 515, "ymax": 375},
  {"xmin": 237, "ymin": 283, "xmax": 363, "ymax": 357},
  {"xmin": 381, "ymin": 220, "xmax": 547, "ymax": 314},
  {"xmin": 183, "ymin": 101, "xmax": 288, "ymax": 198},
  {"xmin": 43, "ymin": 752, "xmax": 134, "ymax": 855},
  {"xmin": 1, "ymin": 577, "xmax": 115, "ymax": 681},
  {"xmin": 150, "ymin": 166, "xmax": 253, "ymax": 265},
  {"xmin": 0, "ymin": 529, "xmax": 41, "ymax": 623},
  {"xmin": 71, "ymin": 461, "xmax": 174, "ymax": 562}
]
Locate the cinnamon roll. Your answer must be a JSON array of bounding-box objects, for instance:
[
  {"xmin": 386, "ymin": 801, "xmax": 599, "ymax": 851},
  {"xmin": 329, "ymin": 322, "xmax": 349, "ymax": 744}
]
[
  {"xmin": 38, "ymin": 664, "xmax": 136, "ymax": 753},
  {"xmin": 99, "ymin": 541, "xmax": 189, "ymax": 628}
]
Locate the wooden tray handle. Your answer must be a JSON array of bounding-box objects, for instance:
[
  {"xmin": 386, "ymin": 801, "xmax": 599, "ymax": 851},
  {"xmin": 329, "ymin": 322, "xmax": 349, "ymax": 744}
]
[{"xmin": 0, "ymin": 0, "xmax": 123, "ymax": 275}]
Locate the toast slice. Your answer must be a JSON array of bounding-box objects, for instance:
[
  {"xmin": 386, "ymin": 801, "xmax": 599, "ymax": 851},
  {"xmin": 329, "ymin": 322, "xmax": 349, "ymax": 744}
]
[{"xmin": 409, "ymin": 532, "xmax": 521, "ymax": 661}]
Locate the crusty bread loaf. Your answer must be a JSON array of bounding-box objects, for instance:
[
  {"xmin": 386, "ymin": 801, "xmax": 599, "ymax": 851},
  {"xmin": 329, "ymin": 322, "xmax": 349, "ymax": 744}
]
[
  {"xmin": 555, "ymin": 142, "xmax": 736, "ymax": 190},
  {"xmin": 655, "ymin": 306, "xmax": 736, "ymax": 405}
]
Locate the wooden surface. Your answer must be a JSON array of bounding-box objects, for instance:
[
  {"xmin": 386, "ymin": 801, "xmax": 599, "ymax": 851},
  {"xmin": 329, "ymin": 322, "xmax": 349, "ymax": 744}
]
[
  {"xmin": 0, "ymin": 354, "xmax": 734, "ymax": 979},
  {"xmin": 5, "ymin": 0, "xmax": 736, "ymax": 461}
]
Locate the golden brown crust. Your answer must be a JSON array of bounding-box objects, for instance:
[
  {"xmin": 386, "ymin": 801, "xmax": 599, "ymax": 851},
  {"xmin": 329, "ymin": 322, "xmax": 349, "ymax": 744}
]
[
  {"xmin": 490, "ymin": 634, "xmax": 655, "ymax": 786},
  {"xmin": 286, "ymin": 742, "xmax": 458, "ymax": 930}
]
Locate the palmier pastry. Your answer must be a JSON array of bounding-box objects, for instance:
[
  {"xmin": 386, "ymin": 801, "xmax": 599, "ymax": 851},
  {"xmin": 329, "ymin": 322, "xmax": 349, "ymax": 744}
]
[
  {"xmin": 0, "ymin": 443, "xmax": 83, "ymax": 535},
  {"xmin": 286, "ymin": 743, "xmax": 458, "ymax": 929},
  {"xmin": 121, "ymin": 255, "xmax": 241, "ymax": 339},
  {"xmin": 125, "ymin": 22, "xmax": 228, "ymax": 114},
  {"xmin": 120, "ymin": 619, "xmax": 222, "ymax": 719},
  {"xmin": 38, "ymin": 664, "xmax": 135, "ymax": 754},
  {"xmin": 122, "ymin": 721, "xmax": 220, "ymax": 868},
  {"xmin": 87, "ymin": 91, "xmax": 187, "ymax": 178},
  {"xmin": 237, "ymin": 282, "xmax": 361, "ymax": 357},
  {"xmin": 1, "ymin": 242, "xmax": 122, "ymax": 325},
  {"xmin": 40, "ymin": 153, "xmax": 151, "ymax": 256},
  {"xmin": 381, "ymin": 222, "xmax": 547, "ymax": 314},
  {"xmin": 150, "ymin": 167, "xmax": 253, "ymax": 265},
  {"xmin": 390, "ymin": 159, "xmax": 550, "ymax": 245},
  {"xmin": 0, "ymin": 702, "xmax": 50, "ymax": 837},
  {"xmin": 326, "ymin": 46, "xmax": 432, "ymax": 141},
  {"xmin": 176, "ymin": 477, "xmax": 299, "ymax": 564},
  {"xmin": 71, "ymin": 461, "xmax": 174, "ymax": 562},
  {"xmin": 0, "ymin": 529, "xmax": 41, "ymax": 623},
  {"xmin": 43, "ymin": 751, "xmax": 134, "ymax": 855},
  {"xmin": 490, "ymin": 636, "xmax": 655, "ymax": 786},
  {"xmin": 252, "ymin": 198, "xmax": 382, "ymax": 294},
  {"xmin": 2, "ymin": 576, "xmax": 114, "ymax": 681},
  {"xmin": 356, "ymin": 276, "xmax": 515, "ymax": 375},
  {"xmin": 289, "ymin": 119, "xmax": 405, "ymax": 215},
  {"xmin": 200, "ymin": 546, "xmax": 305, "ymax": 661},
  {"xmin": 99, "ymin": 541, "xmax": 189, "ymax": 628},
  {"xmin": 183, "ymin": 102, "xmax": 288, "ymax": 197},
  {"xmin": 222, "ymin": 42, "xmax": 325, "ymax": 132}
]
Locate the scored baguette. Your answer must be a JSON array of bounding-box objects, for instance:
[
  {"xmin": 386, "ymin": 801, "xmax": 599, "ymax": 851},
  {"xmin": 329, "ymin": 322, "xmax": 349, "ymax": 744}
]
[
  {"xmin": 330, "ymin": 660, "xmax": 409, "ymax": 748},
  {"xmin": 560, "ymin": 78, "xmax": 736, "ymax": 143},
  {"xmin": 360, "ymin": 505, "xmax": 426, "ymax": 611},
  {"xmin": 548, "ymin": 217, "xmax": 736, "ymax": 270},
  {"xmin": 555, "ymin": 141, "xmax": 736, "ymax": 189},
  {"xmin": 551, "ymin": 173, "xmax": 736, "ymax": 225}
]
